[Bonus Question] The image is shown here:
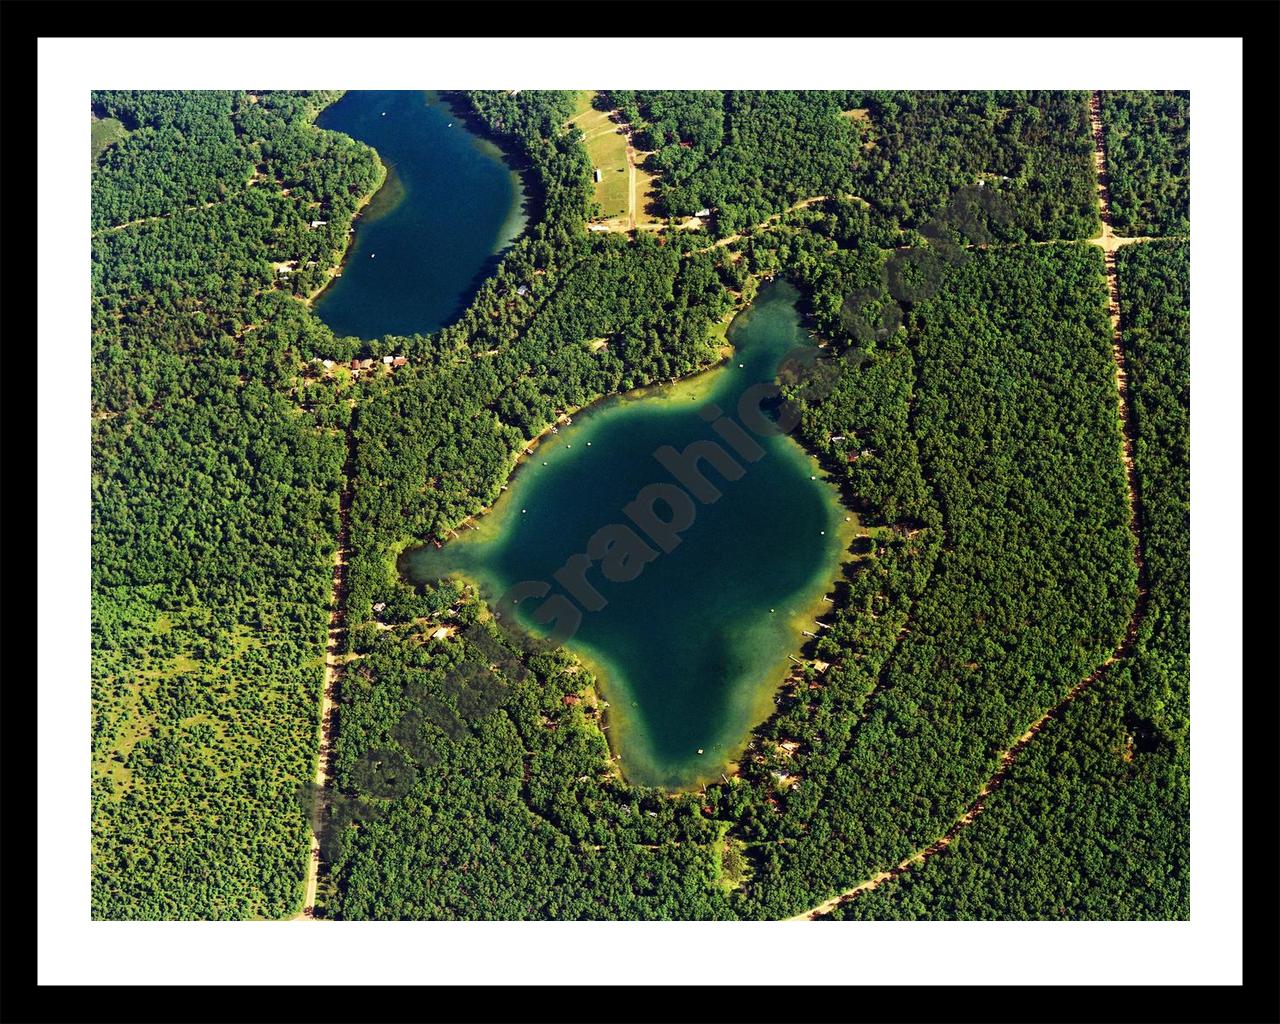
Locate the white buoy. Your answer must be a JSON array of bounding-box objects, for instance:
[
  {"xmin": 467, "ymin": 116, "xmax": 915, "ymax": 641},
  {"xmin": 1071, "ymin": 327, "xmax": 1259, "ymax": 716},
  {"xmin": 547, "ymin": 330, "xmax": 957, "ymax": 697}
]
[
  {"xmin": 739, "ymin": 363, "xmax": 744, "ymax": 368},
  {"xmin": 522, "ymin": 509, "xmax": 527, "ymax": 514},
  {"xmin": 821, "ymin": 530, "xmax": 825, "ymax": 535},
  {"xmin": 811, "ymin": 475, "xmax": 816, "ymax": 480},
  {"xmin": 697, "ymin": 748, "xmax": 704, "ymax": 755},
  {"xmin": 586, "ymin": 441, "xmax": 592, "ymax": 446}
]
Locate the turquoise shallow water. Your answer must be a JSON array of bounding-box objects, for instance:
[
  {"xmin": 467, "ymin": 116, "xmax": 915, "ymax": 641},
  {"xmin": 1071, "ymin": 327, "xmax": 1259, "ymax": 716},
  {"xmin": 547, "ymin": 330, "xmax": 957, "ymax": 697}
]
[
  {"xmin": 313, "ymin": 90, "xmax": 527, "ymax": 340},
  {"xmin": 401, "ymin": 282, "xmax": 853, "ymax": 788}
]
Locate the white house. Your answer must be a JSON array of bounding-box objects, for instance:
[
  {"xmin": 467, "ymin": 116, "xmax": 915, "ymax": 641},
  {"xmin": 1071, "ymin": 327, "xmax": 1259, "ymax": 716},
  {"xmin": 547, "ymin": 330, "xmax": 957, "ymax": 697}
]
[
  {"xmin": 382, "ymin": 355, "xmax": 395, "ymax": 365},
  {"xmin": 310, "ymin": 220, "xmax": 328, "ymax": 228}
]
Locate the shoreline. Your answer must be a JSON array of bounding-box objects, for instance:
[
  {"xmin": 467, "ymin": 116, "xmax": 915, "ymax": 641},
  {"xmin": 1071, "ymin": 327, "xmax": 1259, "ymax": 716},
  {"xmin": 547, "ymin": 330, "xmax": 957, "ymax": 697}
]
[
  {"xmin": 408, "ymin": 292, "xmax": 751, "ymax": 549},
  {"xmin": 396, "ymin": 278, "xmax": 865, "ymax": 793},
  {"xmin": 298, "ymin": 88, "xmax": 391, "ymax": 312},
  {"xmin": 302, "ymin": 153, "xmax": 389, "ymax": 311},
  {"xmin": 434, "ymin": 90, "xmax": 547, "ymax": 233},
  {"xmin": 404, "ymin": 441, "xmax": 858, "ymax": 795},
  {"xmin": 301, "ymin": 90, "xmax": 535, "ymax": 326}
]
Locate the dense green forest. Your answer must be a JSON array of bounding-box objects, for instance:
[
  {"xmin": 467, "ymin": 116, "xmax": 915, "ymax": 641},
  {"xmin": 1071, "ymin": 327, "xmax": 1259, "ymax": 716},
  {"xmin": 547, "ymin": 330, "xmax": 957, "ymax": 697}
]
[
  {"xmin": 93, "ymin": 89, "xmax": 1188, "ymax": 921},
  {"xmin": 604, "ymin": 90, "xmax": 1099, "ymax": 242},
  {"xmin": 606, "ymin": 89, "xmax": 866, "ymax": 235},
  {"xmin": 1099, "ymin": 91, "xmax": 1190, "ymax": 237},
  {"xmin": 91, "ymin": 90, "xmax": 382, "ymax": 918},
  {"xmin": 832, "ymin": 240, "xmax": 1189, "ymax": 919},
  {"xmin": 853, "ymin": 90, "xmax": 1101, "ymax": 241},
  {"xmin": 330, "ymin": 235, "xmax": 1138, "ymax": 919}
]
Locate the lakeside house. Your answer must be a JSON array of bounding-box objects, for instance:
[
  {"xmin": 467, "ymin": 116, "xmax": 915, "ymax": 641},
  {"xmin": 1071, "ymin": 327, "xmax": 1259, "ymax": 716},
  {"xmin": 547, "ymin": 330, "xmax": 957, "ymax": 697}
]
[
  {"xmin": 321, "ymin": 359, "xmax": 335, "ymax": 369},
  {"xmin": 310, "ymin": 220, "xmax": 328, "ymax": 228},
  {"xmin": 392, "ymin": 356, "xmax": 408, "ymax": 367},
  {"xmin": 516, "ymin": 284, "xmax": 529, "ymax": 297},
  {"xmin": 695, "ymin": 207, "xmax": 712, "ymax": 218},
  {"xmin": 382, "ymin": 355, "xmax": 395, "ymax": 365}
]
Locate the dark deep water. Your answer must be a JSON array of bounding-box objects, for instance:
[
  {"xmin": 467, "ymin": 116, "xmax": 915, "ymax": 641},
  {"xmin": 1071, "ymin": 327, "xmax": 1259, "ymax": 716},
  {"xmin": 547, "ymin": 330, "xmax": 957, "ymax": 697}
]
[
  {"xmin": 313, "ymin": 90, "xmax": 527, "ymax": 340},
  {"xmin": 401, "ymin": 282, "xmax": 854, "ymax": 789}
]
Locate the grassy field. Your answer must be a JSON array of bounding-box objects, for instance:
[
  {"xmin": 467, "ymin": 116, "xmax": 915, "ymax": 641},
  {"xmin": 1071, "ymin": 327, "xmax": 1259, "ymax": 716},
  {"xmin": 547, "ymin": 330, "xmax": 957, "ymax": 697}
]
[
  {"xmin": 567, "ymin": 90, "xmax": 631, "ymax": 221},
  {"xmin": 91, "ymin": 116, "xmax": 128, "ymax": 167},
  {"xmin": 633, "ymin": 155, "xmax": 662, "ymax": 226}
]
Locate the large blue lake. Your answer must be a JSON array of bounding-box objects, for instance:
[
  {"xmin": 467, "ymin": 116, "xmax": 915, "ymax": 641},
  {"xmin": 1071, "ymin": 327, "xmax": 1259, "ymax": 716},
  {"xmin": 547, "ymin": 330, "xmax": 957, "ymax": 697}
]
[{"xmin": 401, "ymin": 282, "xmax": 854, "ymax": 789}]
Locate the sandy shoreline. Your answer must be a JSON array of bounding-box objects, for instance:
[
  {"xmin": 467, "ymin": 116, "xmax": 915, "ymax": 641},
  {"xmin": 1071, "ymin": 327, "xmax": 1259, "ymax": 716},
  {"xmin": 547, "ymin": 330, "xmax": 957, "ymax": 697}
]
[{"xmin": 393, "ymin": 278, "xmax": 862, "ymax": 793}]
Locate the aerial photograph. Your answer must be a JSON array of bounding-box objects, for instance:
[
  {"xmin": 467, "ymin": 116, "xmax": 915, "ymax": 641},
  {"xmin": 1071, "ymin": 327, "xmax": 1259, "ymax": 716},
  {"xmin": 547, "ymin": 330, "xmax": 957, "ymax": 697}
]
[{"xmin": 89, "ymin": 87, "xmax": 1190, "ymax": 923}]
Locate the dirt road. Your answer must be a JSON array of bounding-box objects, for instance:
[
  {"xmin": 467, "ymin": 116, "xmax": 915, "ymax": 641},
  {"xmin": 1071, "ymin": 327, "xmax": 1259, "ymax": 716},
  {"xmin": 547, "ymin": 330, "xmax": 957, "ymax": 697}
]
[
  {"xmin": 296, "ymin": 418, "xmax": 355, "ymax": 919},
  {"xmin": 787, "ymin": 92, "xmax": 1150, "ymax": 921}
]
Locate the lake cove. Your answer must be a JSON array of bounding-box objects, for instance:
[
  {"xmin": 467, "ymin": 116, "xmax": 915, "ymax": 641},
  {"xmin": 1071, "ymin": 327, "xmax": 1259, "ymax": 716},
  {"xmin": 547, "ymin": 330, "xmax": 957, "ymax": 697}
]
[
  {"xmin": 401, "ymin": 281, "xmax": 856, "ymax": 789},
  {"xmin": 313, "ymin": 90, "xmax": 528, "ymax": 340}
]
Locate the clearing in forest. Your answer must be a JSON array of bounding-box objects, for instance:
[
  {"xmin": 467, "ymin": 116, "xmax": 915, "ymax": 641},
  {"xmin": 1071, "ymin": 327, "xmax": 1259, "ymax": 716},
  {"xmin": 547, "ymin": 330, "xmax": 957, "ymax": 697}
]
[
  {"xmin": 91, "ymin": 115, "xmax": 128, "ymax": 166},
  {"xmin": 568, "ymin": 90, "xmax": 663, "ymax": 231},
  {"xmin": 568, "ymin": 90, "xmax": 631, "ymax": 221}
]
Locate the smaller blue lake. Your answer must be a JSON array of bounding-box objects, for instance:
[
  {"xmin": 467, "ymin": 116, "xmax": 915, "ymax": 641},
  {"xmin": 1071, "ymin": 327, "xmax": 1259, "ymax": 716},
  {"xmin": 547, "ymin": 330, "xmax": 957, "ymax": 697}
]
[{"xmin": 313, "ymin": 90, "xmax": 528, "ymax": 340}]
